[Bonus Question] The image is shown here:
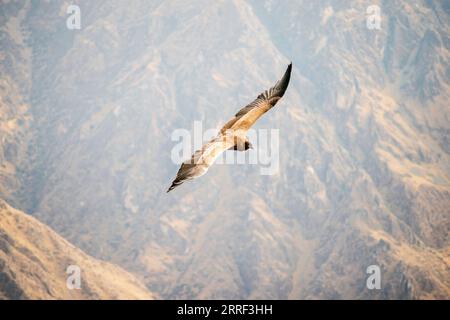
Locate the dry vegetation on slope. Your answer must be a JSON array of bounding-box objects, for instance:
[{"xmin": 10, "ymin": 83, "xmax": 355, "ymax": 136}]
[{"xmin": 0, "ymin": 199, "xmax": 155, "ymax": 299}]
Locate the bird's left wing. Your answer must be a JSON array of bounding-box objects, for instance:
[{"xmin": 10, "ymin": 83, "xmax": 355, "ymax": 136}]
[{"xmin": 167, "ymin": 133, "xmax": 235, "ymax": 192}]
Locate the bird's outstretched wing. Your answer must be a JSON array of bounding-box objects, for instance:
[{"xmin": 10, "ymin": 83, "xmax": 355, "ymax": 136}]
[
  {"xmin": 220, "ymin": 62, "xmax": 292, "ymax": 134},
  {"xmin": 167, "ymin": 134, "xmax": 235, "ymax": 192},
  {"xmin": 167, "ymin": 63, "xmax": 292, "ymax": 192}
]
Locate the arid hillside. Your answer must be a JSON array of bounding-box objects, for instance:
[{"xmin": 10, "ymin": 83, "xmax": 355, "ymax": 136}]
[{"xmin": 0, "ymin": 199, "xmax": 155, "ymax": 299}]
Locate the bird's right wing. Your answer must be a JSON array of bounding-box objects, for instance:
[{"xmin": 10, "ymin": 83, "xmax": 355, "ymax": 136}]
[
  {"xmin": 167, "ymin": 133, "xmax": 235, "ymax": 192},
  {"xmin": 220, "ymin": 63, "xmax": 292, "ymax": 134}
]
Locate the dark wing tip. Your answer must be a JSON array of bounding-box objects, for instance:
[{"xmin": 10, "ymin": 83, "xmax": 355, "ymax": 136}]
[
  {"xmin": 285, "ymin": 62, "xmax": 292, "ymax": 79},
  {"xmin": 166, "ymin": 182, "xmax": 176, "ymax": 193},
  {"xmin": 274, "ymin": 62, "xmax": 292, "ymax": 98},
  {"xmin": 166, "ymin": 179, "xmax": 184, "ymax": 193}
]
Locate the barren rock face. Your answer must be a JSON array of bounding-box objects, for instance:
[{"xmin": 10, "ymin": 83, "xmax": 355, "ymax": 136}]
[{"xmin": 0, "ymin": 0, "xmax": 449, "ymax": 299}]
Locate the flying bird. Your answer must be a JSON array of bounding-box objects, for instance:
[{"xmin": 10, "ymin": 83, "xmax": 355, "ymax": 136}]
[{"xmin": 167, "ymin": 63, "xmax": 292, "ymax": 192}]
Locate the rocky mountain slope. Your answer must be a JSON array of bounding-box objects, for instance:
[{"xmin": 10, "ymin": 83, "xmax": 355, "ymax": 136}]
[
  {"xmin": 0, "ymin": 0, "xmax": 449, "ymax": 299},
  {"xmin": 0, "ymin": 199, "xmax": 155, "ymax": 299}
]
